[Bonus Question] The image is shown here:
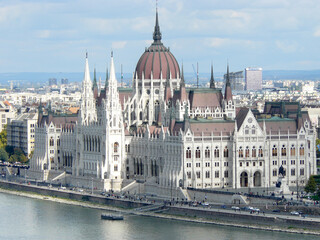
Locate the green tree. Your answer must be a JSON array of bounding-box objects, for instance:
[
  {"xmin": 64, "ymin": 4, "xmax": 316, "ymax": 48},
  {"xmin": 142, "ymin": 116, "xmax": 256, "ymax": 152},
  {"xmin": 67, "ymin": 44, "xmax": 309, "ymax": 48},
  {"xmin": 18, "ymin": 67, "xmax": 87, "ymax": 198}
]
[
  {"xmin": 305, "ymin": 176, "xmax": 317, "ymax": 193},
  {"xmin": 28, "ymin": 150, "xmax": 34, "ymax": 160},
  {"xmin": 0, "ymin": 148, "xmax": 8, "ymax": 162},
  {"xmin": 5, "ymin": 145, "xmax": 14, "ymax": 157},
  {"xmin": 7, "ymin": 147, "xmax": 28, "ymax": 164},
  {"xmin": 8, "ymin": 154, "xmax": 18, "ymax": 163},
  {"xmin": 0, "ymin": 126, "xmax": 7, "ymax": 149},
  {"xmin": 316, "ymin": 139, "xmax": 320, "ymax": 158}
]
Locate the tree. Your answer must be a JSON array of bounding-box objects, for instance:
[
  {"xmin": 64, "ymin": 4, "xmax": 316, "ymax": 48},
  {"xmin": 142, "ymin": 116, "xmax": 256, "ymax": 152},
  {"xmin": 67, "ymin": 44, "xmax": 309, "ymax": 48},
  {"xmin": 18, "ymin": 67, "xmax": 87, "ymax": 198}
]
[
  {"xmin": 5, "ymin": 145, "xmax": 14, "ymax": 157},
  {"xmin": 0, "ymin": 148, "xmax": 8, "ymax": 162},
  {"xmin": 28, "ymin": 150, "xmax": 34, "ymax": 160},
  {"xmin": 305, "ymin": 176, "xmax": 317, "ymax": 193},
  {"xmin": 0, "ymin": 126, "xmax": 7, "ymax": 149},
  {"xmin": 316, "ymin": 139, "xmax": 320, "ymax": 158},
  {"xmin": 7, "ymin": 147, "xmax": 28, "ymax": 164}
]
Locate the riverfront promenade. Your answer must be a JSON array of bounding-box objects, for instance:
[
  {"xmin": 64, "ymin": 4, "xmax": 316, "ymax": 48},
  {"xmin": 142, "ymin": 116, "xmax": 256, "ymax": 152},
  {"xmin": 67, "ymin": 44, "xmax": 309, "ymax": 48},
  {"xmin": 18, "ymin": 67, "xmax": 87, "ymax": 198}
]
[{"xmin": 0, "ymin": 179, "xmax": 320, "ymax": 235}]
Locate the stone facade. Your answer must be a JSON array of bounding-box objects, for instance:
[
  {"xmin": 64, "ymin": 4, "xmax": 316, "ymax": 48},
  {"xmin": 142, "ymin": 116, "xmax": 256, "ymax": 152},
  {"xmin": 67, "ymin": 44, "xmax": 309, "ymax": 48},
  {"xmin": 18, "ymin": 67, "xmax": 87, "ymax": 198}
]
[{"xmin": 30, "ymin": 11, "xmax": 317, "ymax": 195}]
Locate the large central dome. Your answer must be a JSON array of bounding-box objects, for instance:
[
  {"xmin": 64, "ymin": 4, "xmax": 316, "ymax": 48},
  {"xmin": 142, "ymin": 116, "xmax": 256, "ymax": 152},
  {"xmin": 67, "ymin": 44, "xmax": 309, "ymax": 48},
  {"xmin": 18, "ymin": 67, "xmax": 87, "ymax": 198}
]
[{"xmin": 135, "ymin": 11, "xmax": 180, "ymax": 80}]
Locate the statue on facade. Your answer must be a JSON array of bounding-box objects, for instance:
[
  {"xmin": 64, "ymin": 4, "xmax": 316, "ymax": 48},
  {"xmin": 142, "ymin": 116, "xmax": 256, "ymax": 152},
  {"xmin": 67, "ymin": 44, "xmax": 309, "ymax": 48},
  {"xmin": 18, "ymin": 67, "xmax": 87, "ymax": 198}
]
[{"xmin": 278, "ymin": 165, "xmax": 285, "ymax": 176}]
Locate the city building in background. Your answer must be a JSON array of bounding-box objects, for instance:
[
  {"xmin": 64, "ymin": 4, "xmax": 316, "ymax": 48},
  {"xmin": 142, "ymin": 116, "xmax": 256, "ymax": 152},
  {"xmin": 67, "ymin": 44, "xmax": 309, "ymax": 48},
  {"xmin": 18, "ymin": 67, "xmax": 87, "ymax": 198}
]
[
  {"xmin": 7, "ymin": 113, "xmax": 38, "ymax": 156},
  {"xmin": 61, "ymin": 78, "xmax": 69, "ymax": 85},
  {"xmin": 48, "ymin": 78, "xmax": 57, "ymax": 86},
  {"xmin": 0, "ymin": 101, "xmax": 16, "ymax": 132},
  {"xmin": 224, "ymin": 71, "xmax": 244, "ymax": 91},
  {"xmin": 245, "ymin": 67, "xmax": 262, "ymax": 91}
]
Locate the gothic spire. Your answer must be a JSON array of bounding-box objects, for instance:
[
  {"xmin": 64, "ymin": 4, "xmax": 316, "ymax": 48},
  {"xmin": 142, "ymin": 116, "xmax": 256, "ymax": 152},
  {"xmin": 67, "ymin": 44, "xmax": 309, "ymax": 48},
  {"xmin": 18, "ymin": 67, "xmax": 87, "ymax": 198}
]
[
  {"xmin": 153, "ymin": 6, "xmax": 162, "ymax": 44},
  {"xmin": 84, "ymin": 51, "xmax": 91, "ymax": 84},
  {"xmin": 226, "ymin": 63, "xmax": 230, "ymax": 87},
  {"xmin": 180, "ymin": 63, "xmax": 185, "ymax": 87},
  {"xmin": 179, "ymin": 63, "xmax": 187, "ymax": 102},
  {"xmin": 109, "ymin": 52, "xmax": 116, "ymax": 84},
  {"xmin": 224, "ymin": 63, "xmax": 232, "ymax": 101},
  {"xmin": 210, "ymin": 63, "xmax": 215, "ymax": 89},
  {"xmin": 105, "ymin": 66, "xmax": 109, "ymax": 89},
  {"xmin": 164, "ymin": 68, "xmax": 172, "ymax": 102},
  {"xmin": 93, "ymin": 68, "xmax": 97, "ymax": 89}
]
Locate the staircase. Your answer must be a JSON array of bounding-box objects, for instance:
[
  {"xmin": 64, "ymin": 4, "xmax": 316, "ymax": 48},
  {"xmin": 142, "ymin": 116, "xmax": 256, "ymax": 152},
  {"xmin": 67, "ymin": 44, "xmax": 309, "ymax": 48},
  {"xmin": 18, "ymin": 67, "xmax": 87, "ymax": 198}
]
[{"xmin": 180, "ymin": 188, "xmax": 191, "ymax": 201}]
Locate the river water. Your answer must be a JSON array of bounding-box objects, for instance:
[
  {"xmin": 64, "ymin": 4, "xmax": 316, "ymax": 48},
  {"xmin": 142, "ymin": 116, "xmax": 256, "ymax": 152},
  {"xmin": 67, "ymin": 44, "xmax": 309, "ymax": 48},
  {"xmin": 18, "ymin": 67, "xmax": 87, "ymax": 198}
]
[{"xmin": 0, "ymin": 193, "xmax": 316, "ymax": 240}]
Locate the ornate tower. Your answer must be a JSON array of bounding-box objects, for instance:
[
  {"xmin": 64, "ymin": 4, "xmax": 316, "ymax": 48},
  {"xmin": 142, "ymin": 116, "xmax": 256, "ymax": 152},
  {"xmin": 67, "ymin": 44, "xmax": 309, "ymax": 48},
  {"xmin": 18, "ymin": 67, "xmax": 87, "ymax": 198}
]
[
  {"xmin": 101, "ymin": 53, "xmax": 125, "ymax": 191},
  {"xmin": 223, "ymin": 63, "xmax": 235, "ymax": 119},
  {"xmin": 79, "ymin": 53, "xmax": 97, "ymax": 125}
]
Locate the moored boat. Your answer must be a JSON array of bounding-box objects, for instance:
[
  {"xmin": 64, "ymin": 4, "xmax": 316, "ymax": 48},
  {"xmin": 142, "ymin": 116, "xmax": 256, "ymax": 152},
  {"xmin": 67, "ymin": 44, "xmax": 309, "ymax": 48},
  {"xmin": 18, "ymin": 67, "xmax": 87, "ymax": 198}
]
[{"xmin": 101, "ymin": 214, "xmax": 124, "ymax": 220}]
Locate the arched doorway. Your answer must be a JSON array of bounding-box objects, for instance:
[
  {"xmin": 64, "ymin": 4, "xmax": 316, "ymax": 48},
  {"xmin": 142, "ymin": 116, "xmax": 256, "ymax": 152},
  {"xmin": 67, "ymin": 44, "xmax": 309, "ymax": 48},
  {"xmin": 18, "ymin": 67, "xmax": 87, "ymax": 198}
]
[
  {"xmin": 240, "ymin": 172, "xmax": 248, "ymax": 187},
  {"xmin": 253, "ymin": 171, "xmax": 261, "ymax": 187}
]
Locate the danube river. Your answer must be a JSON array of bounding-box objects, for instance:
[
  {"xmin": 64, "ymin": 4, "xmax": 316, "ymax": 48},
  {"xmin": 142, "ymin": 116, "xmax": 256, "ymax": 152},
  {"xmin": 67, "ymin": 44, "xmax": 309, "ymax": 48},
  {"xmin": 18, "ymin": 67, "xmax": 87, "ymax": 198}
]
[{"xmin": 0, "ymin": 193, "xmax": 316, "ymax": 240}]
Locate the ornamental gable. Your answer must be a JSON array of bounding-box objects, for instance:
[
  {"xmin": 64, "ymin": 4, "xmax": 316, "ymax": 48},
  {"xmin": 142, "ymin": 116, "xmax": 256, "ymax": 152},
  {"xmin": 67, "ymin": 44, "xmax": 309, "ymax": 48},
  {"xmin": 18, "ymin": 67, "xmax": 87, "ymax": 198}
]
[{"xmin": 237, "ymin": 109, "xmax": 263, "ymax": 136}]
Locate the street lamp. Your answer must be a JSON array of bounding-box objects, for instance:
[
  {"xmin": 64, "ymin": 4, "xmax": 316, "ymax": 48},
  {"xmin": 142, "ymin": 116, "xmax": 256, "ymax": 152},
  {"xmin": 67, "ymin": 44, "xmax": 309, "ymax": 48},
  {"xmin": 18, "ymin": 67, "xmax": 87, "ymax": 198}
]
[{"xmin": 91, "ymin": 177, "xmax": 93, "ymax": 195}]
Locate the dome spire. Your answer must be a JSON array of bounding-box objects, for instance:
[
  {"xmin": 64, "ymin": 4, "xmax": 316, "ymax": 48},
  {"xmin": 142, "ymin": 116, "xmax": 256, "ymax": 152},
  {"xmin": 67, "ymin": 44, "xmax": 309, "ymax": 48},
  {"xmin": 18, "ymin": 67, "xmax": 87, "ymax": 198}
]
[{"xmin": 153, "ymin": 2, "xmax": 162, "ymax": 44}]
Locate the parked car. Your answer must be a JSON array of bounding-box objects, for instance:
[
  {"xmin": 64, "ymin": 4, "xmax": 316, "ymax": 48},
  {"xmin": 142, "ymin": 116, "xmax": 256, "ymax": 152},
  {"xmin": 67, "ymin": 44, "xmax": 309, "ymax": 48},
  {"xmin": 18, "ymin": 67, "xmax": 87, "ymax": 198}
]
[
  {"xmin": 242, "ymin": 206, "xmax": 252, "ymax": 211},
  {"xmin": 252, "ymin": 208, "xmax": 260, "ymax": 212},
  {"xmin": 272, "ymin": 209, "xmax": 281, "ymax": 213},
  {"xmin": 231, "ymin": 206, "xmax": 240, "ymax": 210},
  {"xmin": 290, "ymin": 211, "xmax": 299, "ymax": 215}
]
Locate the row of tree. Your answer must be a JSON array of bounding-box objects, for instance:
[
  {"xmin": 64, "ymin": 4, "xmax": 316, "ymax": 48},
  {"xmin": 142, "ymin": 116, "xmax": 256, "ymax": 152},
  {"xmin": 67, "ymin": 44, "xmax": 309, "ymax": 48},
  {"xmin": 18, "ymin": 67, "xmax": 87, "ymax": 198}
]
[
  {"xmin": 0, "ymin": 126, "xmax": 28, "ymax": 163},
  {"xmin": 305, "ymin": 175, "xmax": 320, "ymax": 199}
]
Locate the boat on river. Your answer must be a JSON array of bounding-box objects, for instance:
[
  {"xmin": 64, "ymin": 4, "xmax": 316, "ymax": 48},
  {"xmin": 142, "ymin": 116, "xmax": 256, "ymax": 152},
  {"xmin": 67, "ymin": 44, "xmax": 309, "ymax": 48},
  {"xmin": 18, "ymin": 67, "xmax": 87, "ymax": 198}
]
[{"xmin": 101, "ymin": 214, "xmax": 124, "ymax": 220}]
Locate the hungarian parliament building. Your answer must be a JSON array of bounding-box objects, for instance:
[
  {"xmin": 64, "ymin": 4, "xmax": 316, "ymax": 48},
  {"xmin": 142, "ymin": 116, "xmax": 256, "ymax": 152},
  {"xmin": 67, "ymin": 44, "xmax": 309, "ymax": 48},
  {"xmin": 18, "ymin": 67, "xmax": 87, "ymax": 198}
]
[{"xmin": 30, "ymin": 11, "xmax": 317, "ymax": 195}]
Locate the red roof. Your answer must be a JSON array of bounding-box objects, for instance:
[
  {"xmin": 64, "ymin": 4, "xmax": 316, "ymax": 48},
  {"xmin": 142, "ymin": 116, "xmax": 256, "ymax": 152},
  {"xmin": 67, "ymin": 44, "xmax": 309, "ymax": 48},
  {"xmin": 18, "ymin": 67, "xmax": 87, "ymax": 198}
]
[{"xmin": 135, "ymin": 44, "xmax": 180, "ymax": 80}]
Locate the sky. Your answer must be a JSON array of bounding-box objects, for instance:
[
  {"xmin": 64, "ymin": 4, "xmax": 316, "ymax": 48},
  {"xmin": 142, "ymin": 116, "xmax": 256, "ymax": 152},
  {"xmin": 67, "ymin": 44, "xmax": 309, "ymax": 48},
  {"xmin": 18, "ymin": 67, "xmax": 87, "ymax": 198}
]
[{"xmin": 0, "ymin": 0, "xmax": 320, "ymax": 75}]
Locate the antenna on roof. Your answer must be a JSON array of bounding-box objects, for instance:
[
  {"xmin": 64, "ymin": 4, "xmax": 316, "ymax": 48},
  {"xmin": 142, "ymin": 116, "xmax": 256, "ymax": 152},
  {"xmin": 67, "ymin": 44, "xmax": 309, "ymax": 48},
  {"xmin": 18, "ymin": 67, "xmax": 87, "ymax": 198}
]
[
  {"xmin": 121, "ymin": 64, "xmax": 123, "ymax": 87},
  {"xmin": 197, "ymin": 62, "xmax": 199, "ymax": 88},
  {"xmin": 192, "ymin": 62, "xmax": 199, "ymax": 88}
]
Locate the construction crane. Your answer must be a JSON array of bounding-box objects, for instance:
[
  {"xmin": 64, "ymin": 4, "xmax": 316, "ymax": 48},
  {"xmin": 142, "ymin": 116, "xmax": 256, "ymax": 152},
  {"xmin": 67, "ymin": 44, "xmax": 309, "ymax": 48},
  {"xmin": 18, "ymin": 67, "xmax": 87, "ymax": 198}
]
[{"xmin": 192, "ymin": 62, "xmax": 199, "ymax": 88}]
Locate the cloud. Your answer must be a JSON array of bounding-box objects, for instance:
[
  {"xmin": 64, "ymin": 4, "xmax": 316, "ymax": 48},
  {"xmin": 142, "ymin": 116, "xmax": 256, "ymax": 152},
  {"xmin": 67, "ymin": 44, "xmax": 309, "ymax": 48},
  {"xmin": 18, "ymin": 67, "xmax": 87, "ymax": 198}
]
[
  {"xmin": 314, "ymin": 27, "xmax": 320, "ymax": 37},
  {"xmin": 206, "ymin": 38, "xmax": 260, "ymax": 49},
  {"xmin": 36, "ymin": 30, "xmax": 51, "ymax": 39},
  {"xmin": 111, "ymin": 41, "xmax": 127, "ymax": 49},
  {"xmin": 275, "ymin": 40, "xmax": 298, "ymax": 53}
]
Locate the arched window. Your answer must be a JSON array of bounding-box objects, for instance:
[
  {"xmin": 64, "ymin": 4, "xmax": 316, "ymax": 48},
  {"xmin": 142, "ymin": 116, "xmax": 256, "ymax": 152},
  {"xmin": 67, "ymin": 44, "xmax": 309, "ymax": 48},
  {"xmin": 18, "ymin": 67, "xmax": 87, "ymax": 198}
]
[
  {"xmin": 205, "ymin": 147, "xmax": 210, "ymax": 158},
  {"xmin": 224, "ymin": 146, "xmax": 229, "ymax": 158},
  {"xmin": 245, "ymin": 146, "xmax": 250, "ymax": 158},
  {"xmin": 214, "ymin": 147, "xmax": 219, "ymax": 158},
  {"xmin": 290, "ymin": 145, "xmax": 295, "ymax": 156},
  {"xmin": 245, "ymin": 126, "xmax": 249, "ymax": 135},
  {"xmin": 114, "ymin": 142, "xmax": 119, "ymax": 153},
  {"xmin": 57, "ymin": 138, "xmax": 60, "ymax": 146},
  {"xmin": 195, "ymin": 147, "xmax": 201, "ymax": 158},
  {"xmin": 252, "ymin": 126, "xmax": 256, "ymax": 135},
  {"xmin": 239, "ymin": 147, "xmax": 243, "ymax": 158},
  {"xmin": 49, "ymin": 137, "xmax": 54, "ymax": 146},
  {"xmin": 299, "ymin": 145, "xmax": 304, "ymax": 156},
  {"xmin": 281, "ymin": 145, "xmax": 286, "ymax": 156},
  {"xmin": 258, "ymin": 146, "xmax": 263, "ymax": 157},
  {"xmin": 272, "ymin": 145, "xmax": 277, "ymax": 157},
  {"xmin": 252, "ymin": 146, "xmax": 256, "ymax": 158},
  {"xmin": 186, "ymin": 147, "xmax": 191, "ymax": 159},
  {"xmin": 273, "ymin": 169, "xmax": 277, "ymax": 177}
]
